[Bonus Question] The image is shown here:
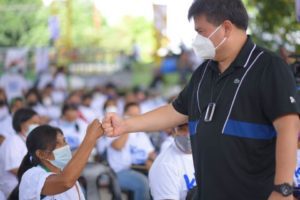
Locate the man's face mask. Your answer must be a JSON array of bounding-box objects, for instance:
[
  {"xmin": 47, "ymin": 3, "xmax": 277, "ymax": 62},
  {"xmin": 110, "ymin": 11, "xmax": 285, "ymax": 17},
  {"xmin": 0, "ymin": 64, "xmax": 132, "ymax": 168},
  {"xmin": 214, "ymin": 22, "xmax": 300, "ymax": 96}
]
[
  {"xmin": 174, "ymin": 134, "xmax": 192, "ymax": 154},
  {"xmin": 192, "ymin": 24, "xmax": 227, "ymax": 59}
]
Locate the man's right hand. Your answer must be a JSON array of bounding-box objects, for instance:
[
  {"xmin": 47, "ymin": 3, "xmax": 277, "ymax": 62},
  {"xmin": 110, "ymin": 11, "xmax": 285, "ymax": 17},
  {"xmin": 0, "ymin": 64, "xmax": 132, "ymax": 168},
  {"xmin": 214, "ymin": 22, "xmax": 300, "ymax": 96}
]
[{"xmin": 102, "ymin": 112, "xmax": 127, "ymax": 137}]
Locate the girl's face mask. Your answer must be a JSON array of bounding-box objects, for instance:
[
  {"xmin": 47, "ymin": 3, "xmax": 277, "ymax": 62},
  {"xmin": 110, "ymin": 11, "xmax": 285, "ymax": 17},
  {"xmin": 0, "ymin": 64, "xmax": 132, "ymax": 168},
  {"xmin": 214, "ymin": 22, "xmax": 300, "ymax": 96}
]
[{"xmin": 48, "ymin": 145, "xmax": 72, "ymax": 170}]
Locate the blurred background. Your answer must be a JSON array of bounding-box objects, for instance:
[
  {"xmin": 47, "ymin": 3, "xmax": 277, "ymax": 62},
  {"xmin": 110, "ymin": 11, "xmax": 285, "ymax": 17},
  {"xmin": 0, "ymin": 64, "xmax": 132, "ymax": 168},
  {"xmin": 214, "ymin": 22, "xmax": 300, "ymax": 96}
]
[{"xmin": 0, "ymin": 0, "xmax": 299, "ymax": 90}]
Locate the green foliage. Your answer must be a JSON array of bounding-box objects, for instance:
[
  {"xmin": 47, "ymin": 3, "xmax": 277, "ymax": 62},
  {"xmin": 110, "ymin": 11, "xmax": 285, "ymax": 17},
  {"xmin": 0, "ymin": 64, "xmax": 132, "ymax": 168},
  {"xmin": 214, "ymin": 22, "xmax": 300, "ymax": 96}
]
[
  {"xmin": 245, "ymin": 0, "xmax": 300, "ymax": 52},
  {"xmin": 0, "ymin": 0, "xmax": 155, "ymax": 61},
  {"xmin": 0, "ymin": 0, "xmax": 49, "ymax": 46}
]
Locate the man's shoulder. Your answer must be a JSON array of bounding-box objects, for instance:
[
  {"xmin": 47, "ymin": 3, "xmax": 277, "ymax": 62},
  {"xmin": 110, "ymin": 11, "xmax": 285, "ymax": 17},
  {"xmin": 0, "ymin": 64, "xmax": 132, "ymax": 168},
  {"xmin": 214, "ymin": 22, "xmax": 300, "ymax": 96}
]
[{"xmin": 255, "ymin": 45, "xmax": 284, "ymax": 63}]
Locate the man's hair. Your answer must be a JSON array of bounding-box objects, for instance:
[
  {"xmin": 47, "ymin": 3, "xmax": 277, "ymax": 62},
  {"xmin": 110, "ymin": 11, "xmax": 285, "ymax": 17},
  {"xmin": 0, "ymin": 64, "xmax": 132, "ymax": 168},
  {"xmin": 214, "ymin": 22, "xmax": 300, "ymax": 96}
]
[
  {"xmin": 188, "ymin": 0, "xmax": 249, "ymax": 31},
  {"xmin": 13, "ymin": 108, "xmax": 37, "ymax": 133}
]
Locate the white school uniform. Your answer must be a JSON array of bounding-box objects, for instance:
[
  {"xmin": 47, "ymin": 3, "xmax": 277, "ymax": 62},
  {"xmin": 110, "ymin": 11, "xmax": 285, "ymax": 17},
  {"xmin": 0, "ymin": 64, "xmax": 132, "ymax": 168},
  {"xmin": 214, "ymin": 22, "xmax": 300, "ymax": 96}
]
[
  {"xmin": 19, "ymin": 166, "xmax": 85, "ymax": 200},
  {"xmin": 149, "ymin": 142, "xmax": 196, "ymax": 200},
  {"xmin": 0, "ymin": 133, "xmax": 27, "ymax": 198}
]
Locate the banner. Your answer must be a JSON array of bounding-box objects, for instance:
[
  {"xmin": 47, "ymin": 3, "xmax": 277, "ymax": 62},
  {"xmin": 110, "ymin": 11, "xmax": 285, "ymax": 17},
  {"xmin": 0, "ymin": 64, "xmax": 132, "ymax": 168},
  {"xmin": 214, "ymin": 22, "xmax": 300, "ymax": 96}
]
[
  {"xmin": 48, "ymin": 15, "xmax": 60, "ymax": 42},
  {"xmin": 297, "ymin": 0, "xmax": 300, "ymax": 22},
  {"xmin": 153, "ymin": 4, "xmax": 167, "ymax": 36}
]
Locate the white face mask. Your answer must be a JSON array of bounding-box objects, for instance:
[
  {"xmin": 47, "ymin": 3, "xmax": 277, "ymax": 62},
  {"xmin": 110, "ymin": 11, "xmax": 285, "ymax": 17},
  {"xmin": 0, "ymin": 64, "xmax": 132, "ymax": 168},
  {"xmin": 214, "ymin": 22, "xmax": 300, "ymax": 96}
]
[
  {"xmin": 49, "ymin": 145, "xmax": 72, "ymax": 170},
  {"xmin": 174, "ymin": 134, "xmax": 192, "ymax": 154},
  {"xmin": 192, "ymin": 24, "xmax": 227, "ymax": 59},
  {"xmin": 105, "ymin": 106, "xmax": 118, "ymax": 113},
  {"xmin": 25, "ymin": 124, "xmax": 39, "ymax": 138}
]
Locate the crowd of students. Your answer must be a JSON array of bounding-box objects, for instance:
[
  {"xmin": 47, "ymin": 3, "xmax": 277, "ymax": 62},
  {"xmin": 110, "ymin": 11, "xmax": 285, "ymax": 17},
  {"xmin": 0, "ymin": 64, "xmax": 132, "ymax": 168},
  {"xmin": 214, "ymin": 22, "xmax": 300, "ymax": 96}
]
[{"xmin": 0, "ymin": 64, "xmax": 198, "ymax": 200}]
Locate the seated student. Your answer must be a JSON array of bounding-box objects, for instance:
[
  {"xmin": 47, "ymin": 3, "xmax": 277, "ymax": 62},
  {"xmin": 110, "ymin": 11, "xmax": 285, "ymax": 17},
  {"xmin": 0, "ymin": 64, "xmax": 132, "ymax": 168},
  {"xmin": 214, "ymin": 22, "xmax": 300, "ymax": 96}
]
[
  {"xmin": 15, "ymin": 119, "xmax": 103, "ymax": 200},
  {"xmin": 50, "ymin": 104, "xmax": 88, "ymax": 151},
  {"xmin": 149, "ymin": 123, "xmax": 196, "ymax": 200},
  {"xmin": 107, "ymin": 102, "xmax": 151, "ymax": 200},
  {"xmin": 0, "ymin": 108, "xmax": 40, "ymax": 198},
  {"xmin": 0, "ymin": 88, "xmax": 15, "ymax": 144},
  {"xmin": 124, "ymin": 102, "xmax": 156, "ymax": 171}
]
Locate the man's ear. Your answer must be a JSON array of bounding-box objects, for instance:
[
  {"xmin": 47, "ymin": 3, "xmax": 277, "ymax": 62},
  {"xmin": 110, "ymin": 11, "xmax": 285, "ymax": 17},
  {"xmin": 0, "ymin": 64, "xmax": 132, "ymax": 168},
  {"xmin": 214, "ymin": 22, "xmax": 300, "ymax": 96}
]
[{"xmin": 223, "ymin": 20, "xmax": 233, "ymax": 38}]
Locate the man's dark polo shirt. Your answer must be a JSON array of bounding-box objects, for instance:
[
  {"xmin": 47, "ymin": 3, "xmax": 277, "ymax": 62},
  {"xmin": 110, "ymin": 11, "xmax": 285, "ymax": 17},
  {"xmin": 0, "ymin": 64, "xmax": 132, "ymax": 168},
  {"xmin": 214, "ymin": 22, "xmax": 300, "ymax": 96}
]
[{"xmin": 173, "ymin": 37, "xmax": 300, "ymax": 200}]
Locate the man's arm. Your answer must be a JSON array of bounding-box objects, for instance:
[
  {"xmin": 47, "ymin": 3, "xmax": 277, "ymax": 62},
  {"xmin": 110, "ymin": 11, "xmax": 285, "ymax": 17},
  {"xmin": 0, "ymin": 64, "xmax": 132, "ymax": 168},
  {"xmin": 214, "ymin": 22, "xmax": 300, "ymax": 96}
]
[
  {"xmin": 103, "ymin": 104, "xmax": 187, "ymax": 137},
  {"xmin": 268, "ymin": 114, "xmax": 300, "ymax": 200}
]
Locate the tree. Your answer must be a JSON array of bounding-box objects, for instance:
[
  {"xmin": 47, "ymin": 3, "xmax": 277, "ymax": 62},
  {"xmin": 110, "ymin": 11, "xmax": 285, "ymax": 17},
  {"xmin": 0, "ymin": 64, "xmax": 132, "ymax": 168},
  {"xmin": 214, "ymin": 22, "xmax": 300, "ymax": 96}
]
[
  {"xmin": 245, "ymin": 0, "xmax": 300, "ymax": 52},
  {"xmin": 0, "ymin": 0, "xmax": 49, "ymax": 46}
]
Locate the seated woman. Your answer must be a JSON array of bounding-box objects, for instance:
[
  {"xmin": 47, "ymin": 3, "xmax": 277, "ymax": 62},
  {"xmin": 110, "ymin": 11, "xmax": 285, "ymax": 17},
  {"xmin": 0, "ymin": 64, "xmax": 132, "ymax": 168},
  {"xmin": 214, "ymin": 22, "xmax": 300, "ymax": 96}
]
[{"xmin": 13, "ymin": 119, "xmax": 103, "ymax": 200}]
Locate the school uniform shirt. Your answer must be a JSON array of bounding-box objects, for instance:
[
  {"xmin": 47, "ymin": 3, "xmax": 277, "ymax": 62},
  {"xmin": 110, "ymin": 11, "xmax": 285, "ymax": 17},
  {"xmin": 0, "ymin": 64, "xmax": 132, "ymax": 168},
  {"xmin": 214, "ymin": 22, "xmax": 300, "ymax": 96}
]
[
  {"xmin": 107, "ymin": 136, "xmax": 132, "ymax": 173},
  {"xmin": 0, "ymin": 111, "xmax": 14, "ymax": 139},
  {"xmin": 159, "ymin": 136, "xmax": 174, "ymax": 154},
  {"xmin": 0, "ymin": 72, "xmax": 28, "ymax": 101},
  {"xmin": 19, "ymin": 166, "xmax": 85, "ymax": 200},
  {"xmin": 149, "ymin": 142, "xmax": 196, "ymax": 200},
  {"xmin": 0, "ymin": 133, "xmax": 27, "ymax": 198},
  {"xmin": 50, "ymin": 119, "xmax": 88, "ymax": 151},
  {"xmin": 0, "ymin": 190, "xmax": 5, "ymax": 200},
  {"xmin": 294, "ymin": 150, "xmax": 300, "ymax": 187},
  {"xmin": 79, "ymin": 106, "xmax": 98, "ymax": 123},
  {"xmin": 129, "ymin": 132, "xmax": 155, "ymax": 165}
]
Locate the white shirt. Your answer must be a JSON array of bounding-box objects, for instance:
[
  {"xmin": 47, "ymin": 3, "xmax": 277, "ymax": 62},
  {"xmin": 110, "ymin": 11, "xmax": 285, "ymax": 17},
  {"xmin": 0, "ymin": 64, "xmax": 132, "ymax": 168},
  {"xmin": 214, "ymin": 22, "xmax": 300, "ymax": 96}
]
[
  {"xmin": 0, "ymin": 190, "xmax": 5, "ymax": 200},
  {"xmin": 19, "ymin": 166, "xmax": 85, "ymax": 200},
  {"xmin": 0, "ymin": 133, "xmax": 27, "ymax": 198},
  {"xmin": 53, "ymin": 73, "xmax": 68, "ymax": 91},
  {"xmin": 107, "ymin": 136, "xmax": 131, "ymax": 173},
  {"xmin": 107, "ymin": 132, "xmax": 155, "ymax": 172},
  {"xmin": 128, "ymin": 132, "xmax": 155, "ymax": 165},
  {"xmin": 159, "ymin": 136, "xmax": 174, "ymax": 154},
  {"xmin": 149, "ymin": 142, "xmax": 196, "ymax": 200},
  {"xmin": 0, "ymin": 72, "xmax": 28, "ymax": 101},
  {"xmin": 50, "ymin": 119, "xmax": 88, "ymax": 151},
  {"xmin": 0, "ymin": 113, "xmax": 14, "ymax": 139},
  {"xmin": 79, "ymin": 106, "xmax": 98, "ymax": 123},
  {"xmin": 294, "ymin": 150, "xmax": 300, "ymax": 187}
]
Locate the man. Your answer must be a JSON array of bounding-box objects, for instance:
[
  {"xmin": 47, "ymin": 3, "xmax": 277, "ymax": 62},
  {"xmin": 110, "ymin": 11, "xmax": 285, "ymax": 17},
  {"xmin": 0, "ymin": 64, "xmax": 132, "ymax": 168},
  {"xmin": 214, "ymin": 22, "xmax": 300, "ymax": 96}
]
[
  {"xmin": 149, "ymin": 123, "xmax": 196, "ymax": 200},
  {"xmin": 103, "ymin": 0, "xmax": 300, "ymax": 199},
  {"xmin": 0, "ymin": 108, "xmax": 40, "ymax": 198}
]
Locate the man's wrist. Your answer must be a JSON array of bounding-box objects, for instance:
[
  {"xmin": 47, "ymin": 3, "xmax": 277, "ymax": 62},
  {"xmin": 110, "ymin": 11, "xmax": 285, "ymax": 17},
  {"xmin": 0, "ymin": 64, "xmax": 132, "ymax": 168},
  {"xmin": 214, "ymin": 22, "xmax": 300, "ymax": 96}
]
[{"xmin": 273, "ymin": 183, "xmax": 294, "ymax": 197}]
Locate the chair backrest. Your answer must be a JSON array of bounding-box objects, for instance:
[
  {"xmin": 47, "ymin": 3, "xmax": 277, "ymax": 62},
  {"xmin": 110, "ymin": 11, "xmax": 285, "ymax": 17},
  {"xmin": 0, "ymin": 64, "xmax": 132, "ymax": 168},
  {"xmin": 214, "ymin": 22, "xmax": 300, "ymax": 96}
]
[{"xmin": 97, "ymin": 167, "xmax": 122, "ymax": 200}]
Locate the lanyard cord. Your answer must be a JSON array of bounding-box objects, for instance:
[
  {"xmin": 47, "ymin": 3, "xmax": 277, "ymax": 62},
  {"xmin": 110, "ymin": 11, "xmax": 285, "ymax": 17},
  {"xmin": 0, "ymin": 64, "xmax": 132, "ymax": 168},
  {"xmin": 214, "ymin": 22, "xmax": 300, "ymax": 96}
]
[{"xmin": 209, "ymin": 74, "xmax": 231, "ymax": 104}]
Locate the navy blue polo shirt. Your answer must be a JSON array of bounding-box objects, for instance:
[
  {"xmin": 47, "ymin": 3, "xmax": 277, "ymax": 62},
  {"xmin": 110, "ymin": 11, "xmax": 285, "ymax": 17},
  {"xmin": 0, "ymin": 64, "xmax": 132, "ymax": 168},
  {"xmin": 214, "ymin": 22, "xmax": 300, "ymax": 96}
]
[{"xmin": 173, "ymin": 37, "xmax": 300, "ymax": 200}]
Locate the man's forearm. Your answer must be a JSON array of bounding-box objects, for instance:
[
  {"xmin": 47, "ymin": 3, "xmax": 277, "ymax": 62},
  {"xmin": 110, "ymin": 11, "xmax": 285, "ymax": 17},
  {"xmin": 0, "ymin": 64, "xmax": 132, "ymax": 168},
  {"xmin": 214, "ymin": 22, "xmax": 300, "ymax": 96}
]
[
  {"xmin": 125, "ymin": 104, "xmax": 187, "ymax": 133},
  {"xmin": 274, "ymin": 115, "xmax": 300, "ymax": 184}
]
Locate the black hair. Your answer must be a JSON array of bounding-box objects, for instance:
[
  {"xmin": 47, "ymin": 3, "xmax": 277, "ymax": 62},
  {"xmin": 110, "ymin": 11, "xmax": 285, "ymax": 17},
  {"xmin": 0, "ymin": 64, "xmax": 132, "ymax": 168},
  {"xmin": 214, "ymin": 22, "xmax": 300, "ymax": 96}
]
[
  {"xmin": 25, "ymin": 88, "xmax": 42, "ymax": 104},
  {"xmin": 12, "ymin": 108, "xmax": 37, "ymax": 133},
  {"xmin": 61, "ymin": 103, "xmax": 78, "ymax": 115},
  {"xmin": 124, "ymin": 102, "xmax": 139, "ymax": 113},
  {"xmin": 9, "ymin": 125, "xmax": 62, "ymax": 199},
  {"xmin": 188, "ymin": 0, "xmax": 248, "ymax": 31}
]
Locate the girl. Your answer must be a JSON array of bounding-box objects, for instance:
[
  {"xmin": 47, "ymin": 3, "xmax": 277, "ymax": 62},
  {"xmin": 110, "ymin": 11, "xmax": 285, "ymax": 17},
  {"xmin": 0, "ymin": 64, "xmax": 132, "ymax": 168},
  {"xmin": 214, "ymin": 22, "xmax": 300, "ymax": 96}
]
[{"xmin": 13, "ymin": 119, "xmax": 103, "ymax": 200}]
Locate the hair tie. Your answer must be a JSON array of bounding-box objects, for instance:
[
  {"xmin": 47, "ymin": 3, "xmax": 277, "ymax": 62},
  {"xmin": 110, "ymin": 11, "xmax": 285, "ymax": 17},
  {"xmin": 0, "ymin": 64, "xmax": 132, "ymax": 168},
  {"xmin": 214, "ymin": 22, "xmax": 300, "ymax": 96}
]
[{"xmin": 29, "ymin": 155, "xmax": 33, "ymax": 163}]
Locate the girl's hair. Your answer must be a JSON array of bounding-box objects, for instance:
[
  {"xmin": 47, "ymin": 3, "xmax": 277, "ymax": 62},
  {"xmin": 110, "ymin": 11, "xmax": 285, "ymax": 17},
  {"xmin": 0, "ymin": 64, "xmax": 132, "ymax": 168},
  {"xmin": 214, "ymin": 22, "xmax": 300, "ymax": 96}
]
[
  {"xmin": 9, "ymin": 125, "xmax": 63, "ymax": 199},
  {"xmin": 18, "ymin": 125, "xmax": 63, "ymax": 181}
]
